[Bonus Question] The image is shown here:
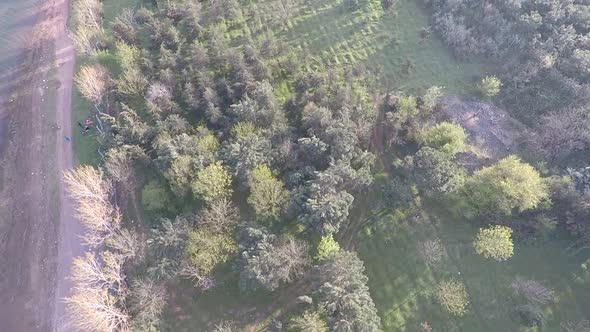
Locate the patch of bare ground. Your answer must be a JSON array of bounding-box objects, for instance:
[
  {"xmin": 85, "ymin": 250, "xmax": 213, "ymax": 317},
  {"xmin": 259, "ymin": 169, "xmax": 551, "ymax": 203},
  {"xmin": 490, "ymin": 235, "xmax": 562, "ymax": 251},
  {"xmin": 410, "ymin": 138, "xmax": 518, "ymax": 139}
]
[
  {"xmin": 442, "ymin": 95, "xmax": 527, "ymax": 169},
  {"xmin": 0, "ymin": 0, "xmax": 79, "ymax": 331}
]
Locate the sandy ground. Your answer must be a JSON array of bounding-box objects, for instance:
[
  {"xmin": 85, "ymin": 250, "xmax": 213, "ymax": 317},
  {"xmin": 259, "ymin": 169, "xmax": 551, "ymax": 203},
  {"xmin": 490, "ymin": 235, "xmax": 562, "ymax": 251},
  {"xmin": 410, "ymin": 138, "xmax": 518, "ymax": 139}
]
[{"xmin": 0, "ymin": 0, "xmax": 82, "ymax": 331}]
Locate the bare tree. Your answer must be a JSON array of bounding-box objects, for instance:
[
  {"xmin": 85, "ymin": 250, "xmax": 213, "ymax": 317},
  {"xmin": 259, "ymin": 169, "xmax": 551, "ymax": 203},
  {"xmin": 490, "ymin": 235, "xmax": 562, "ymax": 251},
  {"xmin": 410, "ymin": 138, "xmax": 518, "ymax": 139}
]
[
  {"xmin": 511, "ymin": 276, "xmax": 555, "ymax": 305},
  {"xmin": 196, "ymin": 197, "xmax": 240, "ymax": 232},
  {"xmin": 75, "ymin": 64, "xmax": 112, "ymax": 111},
  {"xmin": 275, "ymin": 237, "xmax": 311, "ymax": 283},
  {"xmin": 128, "ymin": 278, "xmax": 168, "ymax": 327},
  {"xmin": 106, "ymin": 229, "xmax": 142, "ymax": 260},
  {"xmin": 70, "ymin": 252, "xmax": 125, "ymax": 292},
  {"xmin": 65, "ymin": 287, "xmax": 130, "ymax": 332},
  {"xmin": 418, "ymin": 239, "xmax": 445, "ymax": 267},
  {"xmin": 72, "ymin": 0, "xmax": 104, "ymax": 55},
  {"xmin": 64, "ymin": 166, "xmax": 121, "ymax": 246}
]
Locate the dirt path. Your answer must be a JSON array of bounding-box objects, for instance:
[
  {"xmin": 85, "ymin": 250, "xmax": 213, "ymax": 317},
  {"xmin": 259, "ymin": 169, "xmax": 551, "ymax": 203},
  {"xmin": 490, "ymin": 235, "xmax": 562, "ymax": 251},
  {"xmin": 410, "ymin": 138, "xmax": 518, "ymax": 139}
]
[{"xmin": 0, "ymin": 0, "xmax": 81, "ymax": 331}]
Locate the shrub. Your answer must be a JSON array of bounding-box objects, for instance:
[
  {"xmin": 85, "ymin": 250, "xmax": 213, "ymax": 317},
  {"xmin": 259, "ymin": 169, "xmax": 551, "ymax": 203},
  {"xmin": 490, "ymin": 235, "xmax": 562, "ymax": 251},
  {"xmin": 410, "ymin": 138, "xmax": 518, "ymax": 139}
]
[{"xmin": 511, "ymin": 276, "xmax": 555, "ymax": 305}]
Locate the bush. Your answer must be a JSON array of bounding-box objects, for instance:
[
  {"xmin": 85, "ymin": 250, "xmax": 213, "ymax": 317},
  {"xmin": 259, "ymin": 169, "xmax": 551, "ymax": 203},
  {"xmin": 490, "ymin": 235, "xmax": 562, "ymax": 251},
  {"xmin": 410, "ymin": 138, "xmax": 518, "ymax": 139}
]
[
  {"xmin": 417, "ymin": 122, "xmax": 467, "ymax": 156},
  {"xmin": 435, "ymin": 279, "xmax": 469, "ymax": 316},
  {"xmin": 478, "ymin": 75, "xmax": 502, "ymax": 98},
  {"xmin": 473, "ymin": 225, "xmax": 514, "ymax": 261}
]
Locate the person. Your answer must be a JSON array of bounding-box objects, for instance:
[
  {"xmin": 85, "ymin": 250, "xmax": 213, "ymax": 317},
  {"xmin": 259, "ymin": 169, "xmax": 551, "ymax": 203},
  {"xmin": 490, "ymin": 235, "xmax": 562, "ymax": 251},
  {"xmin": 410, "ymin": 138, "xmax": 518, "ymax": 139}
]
[{"xmin": 64, "ymin": 136, "xmax": 71, "ymax": 142}]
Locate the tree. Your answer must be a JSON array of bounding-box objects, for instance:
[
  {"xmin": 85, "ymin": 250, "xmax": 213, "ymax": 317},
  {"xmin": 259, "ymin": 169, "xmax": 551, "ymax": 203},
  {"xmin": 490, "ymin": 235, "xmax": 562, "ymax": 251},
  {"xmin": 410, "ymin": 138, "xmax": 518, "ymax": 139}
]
[
  {"xmin": 196, "ymin": 198, "xmax": 240, "ymax": 233},
  {"xmin": 75, "ymin": 64, "xmax": 112, "ymax": 111},
  {"xmin": 236, "ymin": 226, "xmax": 310, "ymax": 291},
  {"xmin": 314, "ymin": 250, "xmax": 381, "ymax": 331},
  {"xmin": 463, "ymin": 156, "xmax": 548, "ymax": 216},
  {"xmin": 184, "ymin": 228, "xmax": 237, "ymax": 277},
  {"xmin": 65, "ymin": 287, "xmax": 130, "ymax": 332},
  {"xmin": 289, "ymin": 310, "xmax": 328, "ymax": 332},
  {"xmin": 248, "ymin": 165, "xmax": 288, "ymax": 221},
  {"xmin": 473, "ymin": 225, "xmax": 514, "ymax": 261},
  {"xmin": 435, "ymin": 279, "xmax": 469, "ymax": 316},
  {"xmin": 510, "ymin": 276, "xmax": 555, "ymax": 305},
  {"xmin": 64, "ymin": 166, "xmax": 121, "ymax": 247},
  {"xmin": 407, "ymin": 147, "xmax": 466, "ymax": 194},
  {"xmin": 417, "ymin": 122, "xmax": 467, "ymax": 156},
  {"xmin": 299, "ymin": 188, "xmax": 354, "ymax": 235},
  {"xmin": 478, "ymin": 75, "xmax": 502, "ymax": 98},
  {"xmin": 141, "ymin": 180, "xmax": 173, "ymax": 212},
  {"xmin": 418, "ymin": 239, "xmax": 445, "ymax": 267},
  {"xmin": 315, "ymin": 234, "xmax": 340, "ymax": 261},
  {"xmin": 192, "ymin": 161, "xmax": 233, "ymax": 202},
  {"xmin": 128, "ymin": 278, "xmax": 168, "ymax": 330}
]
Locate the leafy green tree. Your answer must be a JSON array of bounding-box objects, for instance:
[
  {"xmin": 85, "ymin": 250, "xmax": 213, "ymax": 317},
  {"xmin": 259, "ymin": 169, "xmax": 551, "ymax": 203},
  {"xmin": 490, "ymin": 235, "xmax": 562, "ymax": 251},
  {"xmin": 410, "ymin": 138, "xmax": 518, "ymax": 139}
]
[
  {"xmin": 141, "ymin": 180, "xmax": 173, "ymax": 212},
  {"xmin": 315, "ymin": 250, "xmax": 381, "ymax": 331},
  {"xmin": 435, "ymin": 279, "xmax": 469, "ymax": 316},
  {"xmin": 463, "ymin": 156, "xmax": 548, "ymax": 216},
  {"xmin": 289, "ymin": 310, "xmax": 328, "ymax": 332},
  {"xmin": 184, "ymin": 228, "xmax": 237, "ymax": 276},
  {"xmin": 192, "ymin": 161, "xmax": 233, "ymax": 202},
  {"xmin": 315, "ymin": 234, "xmax": 340, "ymax": 261},
  {"xmin": 417, "ymin": 122, "xmax": 467, "ymax": 156},
  {"xmin": 478, "ymin": 75, "xmax": 502, "ymax": 98},
  {"xmin": 473, "ymin": 225, "xmax": 514, "ymax": 261},
  {"xmin": 248, "ymin": 165, "xmax": 289, "ymax": 221},
  {"xmin": 407, "ymin": 147, "xmax": 466, "ymax": 194}
]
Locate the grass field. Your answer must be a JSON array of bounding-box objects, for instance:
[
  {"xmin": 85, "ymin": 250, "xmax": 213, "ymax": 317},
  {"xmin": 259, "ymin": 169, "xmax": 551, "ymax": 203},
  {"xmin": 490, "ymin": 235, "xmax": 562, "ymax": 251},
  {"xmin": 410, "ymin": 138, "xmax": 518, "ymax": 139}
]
[
  {"xmin": 276, "ymin": 0, "xmax": 489, "ymax": 94},
  {"xmin": 358, "ymin": 198, "xmax": 590, "ymax": 331}
]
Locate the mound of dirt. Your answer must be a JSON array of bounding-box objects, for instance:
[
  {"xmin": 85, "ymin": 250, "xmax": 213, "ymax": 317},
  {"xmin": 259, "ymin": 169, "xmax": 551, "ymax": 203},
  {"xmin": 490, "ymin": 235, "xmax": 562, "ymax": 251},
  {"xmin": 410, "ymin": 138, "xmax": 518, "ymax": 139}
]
[{"xmin": 442, "ymin": 96, "xmax": 526, "ymax": 169}]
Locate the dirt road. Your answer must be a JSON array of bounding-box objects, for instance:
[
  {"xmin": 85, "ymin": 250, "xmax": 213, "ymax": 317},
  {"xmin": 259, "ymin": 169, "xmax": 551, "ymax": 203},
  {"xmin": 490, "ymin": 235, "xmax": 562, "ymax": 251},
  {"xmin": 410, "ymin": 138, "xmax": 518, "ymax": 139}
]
[{"xmin": 0, "ymin": 0, "xmax": 82, "ymax": 331}]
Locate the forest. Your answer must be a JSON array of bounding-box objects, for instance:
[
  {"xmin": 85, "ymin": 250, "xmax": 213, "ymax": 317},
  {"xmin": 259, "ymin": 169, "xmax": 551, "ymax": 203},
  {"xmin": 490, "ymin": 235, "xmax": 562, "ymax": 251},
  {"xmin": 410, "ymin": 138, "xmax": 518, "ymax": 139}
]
[{"xmin": 64, "ymin": 0, "xmax": 590, "ymax": 331}]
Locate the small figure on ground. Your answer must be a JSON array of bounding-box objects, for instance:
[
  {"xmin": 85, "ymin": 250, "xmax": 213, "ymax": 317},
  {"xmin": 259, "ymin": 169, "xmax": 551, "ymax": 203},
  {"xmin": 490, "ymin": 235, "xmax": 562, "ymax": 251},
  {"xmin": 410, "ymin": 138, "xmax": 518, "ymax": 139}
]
[{"xmin": 64, "ymin": 136, "xmax": 71, "ymax": 142}]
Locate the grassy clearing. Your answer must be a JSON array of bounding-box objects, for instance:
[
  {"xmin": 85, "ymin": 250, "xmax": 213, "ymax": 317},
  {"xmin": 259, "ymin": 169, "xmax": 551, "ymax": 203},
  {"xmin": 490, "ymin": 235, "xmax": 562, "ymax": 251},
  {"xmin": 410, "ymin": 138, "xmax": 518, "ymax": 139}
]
[
  {"xmin": 271, "ymin": 0, "xmax": 489, "ymax": 94},
  {"xmin": 358, "ymin": 198, "xmax": 590, "ymax": 331}
]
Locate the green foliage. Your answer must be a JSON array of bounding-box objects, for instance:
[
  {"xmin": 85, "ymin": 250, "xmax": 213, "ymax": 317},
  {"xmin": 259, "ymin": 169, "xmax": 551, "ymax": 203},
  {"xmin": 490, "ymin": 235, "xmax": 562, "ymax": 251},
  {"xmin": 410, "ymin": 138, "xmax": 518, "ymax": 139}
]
[
  {"xmin": 473, "ymin": 225, "xmax": 514, "ymax": 261},
  {"xmin": 192, "ymin": 161, "xmax": 233, "ymax": 202},
  {"xmin": 289, "ymin": 310, "xmax": 328, "ymax": 332},
  {"xmin": 141, "ymin": 179, "xmax": 173, "ymax": 212},
  {"xmin": 417, "ymin": 122, "xmax": 467, "ymax": 156},
  {"xmin": 463, "ymin": 156, "xmax": 548, "ymax": 216},
  {"xmin": 315, "ymin": 251, "xmax": 381, "ymax": 331},
  {"xmin": 248, "ymin": 165, "xmax": 288, "ymax": 221},
  {"xmin": 184, "ymin": 228, "xmax": 237, "ymax": 276},
  {"xmin": 407, "ymin": 147, "xmax": 466, "ymax": 194},
  {"xmin": 435, "ymin": 279, "xmax": 469, "ymax": 316},
  {"xmin": 478, "ymin": 76, "xmax": 502, "ymax": 98},
  {"xmin": 315, "ymin": 235, "xmax": 341, "ymax": 261},
  {"xmin": 231, "ymin": 121, "xmax": 257, "ymax": 140},
  {"xmin": 396, "ymin": 96, "xmax": 418, "ymax": 123}
]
